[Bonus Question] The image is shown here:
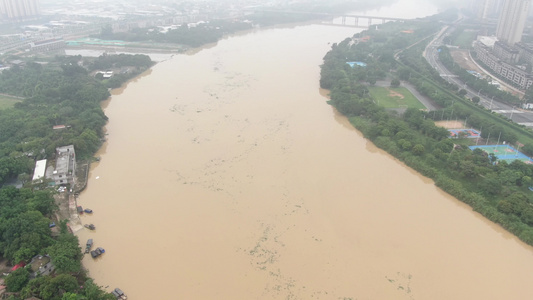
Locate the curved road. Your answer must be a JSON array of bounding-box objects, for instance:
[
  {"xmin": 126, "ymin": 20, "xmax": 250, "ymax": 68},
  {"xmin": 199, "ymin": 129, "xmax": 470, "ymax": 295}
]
[{"xmin": 423, "ymin": 24, "xmax": 533, "ymax": 128}]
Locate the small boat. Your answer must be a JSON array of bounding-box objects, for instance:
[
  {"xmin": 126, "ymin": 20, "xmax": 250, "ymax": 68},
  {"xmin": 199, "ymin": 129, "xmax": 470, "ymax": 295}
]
[
  {"xmin": 85, "ymin": 239, "xmax": 93, "ymax": 254},
  {"xmin": 84, "ymin": 224, "xmax": 95, "ymax": 230},
  {"xmin": 112, "ymin": 288, "xmax": 127, "ymax": 300},
  {"xmin": 77, "ymin": 206, "xmax": 83, "ymax": 214},
  {"xmin": 90, "ymin": 247, "xmax": 105, "ymax": 258},
  {"xmin": 84, "ymin": 208, "xmax": 93, "ymax": 214}
]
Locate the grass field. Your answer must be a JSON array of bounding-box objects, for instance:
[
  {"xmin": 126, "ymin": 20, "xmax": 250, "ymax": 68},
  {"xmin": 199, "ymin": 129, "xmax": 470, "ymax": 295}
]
[
  {"xmin": 452, "ymin": 30, "xmax": 477, "ymax": 49},
  {"xmin": 368, "ymin": 86, "xmax": 425, "ymax": 109},
  {"xmin": 0, "ymin": 95, "xmax": 21, "ymax": 110}
]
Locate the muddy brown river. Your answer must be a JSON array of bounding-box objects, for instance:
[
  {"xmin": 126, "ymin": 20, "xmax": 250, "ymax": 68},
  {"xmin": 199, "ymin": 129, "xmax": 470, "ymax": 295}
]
[{"xmin": 76, "ymin": 4, "xmax": 533, "ymax": 299}]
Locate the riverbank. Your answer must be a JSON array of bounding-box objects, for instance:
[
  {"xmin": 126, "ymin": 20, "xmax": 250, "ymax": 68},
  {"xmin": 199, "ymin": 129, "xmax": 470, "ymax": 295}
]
[
  {"xmin": 74, "ymin": 13, "xmax": 533, "ymax": 300},
  {"xmin": 321, "ymin": 11, "xmax": 533, "ymax": 247}
]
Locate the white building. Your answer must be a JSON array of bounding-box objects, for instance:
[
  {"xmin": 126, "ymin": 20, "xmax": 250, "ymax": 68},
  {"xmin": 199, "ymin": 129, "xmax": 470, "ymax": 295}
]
[{"xmin": 32, "ymin": 159, "xmax": 46, "ymax": 182}]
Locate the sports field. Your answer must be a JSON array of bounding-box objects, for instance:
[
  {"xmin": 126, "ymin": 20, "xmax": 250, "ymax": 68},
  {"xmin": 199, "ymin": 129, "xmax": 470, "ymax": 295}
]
[
  {"xmin": 368, "ymin": 86, "xmax": 425, "ymax": 109},
  {"xmin": 469, "ymin": 145, "xmax": 533, "ymax": 164},
  {"xmin": 449, "ymin": 129, "xmax": 480, "ymax": 138}
]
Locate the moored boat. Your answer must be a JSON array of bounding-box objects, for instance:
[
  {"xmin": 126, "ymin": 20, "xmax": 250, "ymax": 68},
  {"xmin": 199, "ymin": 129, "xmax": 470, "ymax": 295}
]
[
  {"xmin": 84, "ymin": 224, "xmax": 95, "ymax": 230},
  {"xmin": 112, "ymin": 288, "xmax": 127, "ymax": 300},
  {"xmin": 90, "ymin": 247, "xmax": 105, "ymax": 258},
  {"xmin": 85, "ymin": 239, "xmax": 93, "ymax": 253}
]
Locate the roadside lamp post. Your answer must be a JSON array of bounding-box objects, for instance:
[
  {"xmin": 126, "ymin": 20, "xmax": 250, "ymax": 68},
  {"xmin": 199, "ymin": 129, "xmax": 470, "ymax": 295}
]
[
  {"xmin": 510, "ymin": 106, "xmax": 515, "ymax": 120},
  {"xmin": 478, "ymin": 88, "xmax": 482, "ymax": 96}
]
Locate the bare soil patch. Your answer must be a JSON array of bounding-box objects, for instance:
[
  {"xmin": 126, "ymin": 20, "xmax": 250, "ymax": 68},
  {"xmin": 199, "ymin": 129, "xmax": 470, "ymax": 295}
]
[
  {"xmin": 388, "ymin": 89, "xmax": 405, "ymax": 99},
  {"xmin": 435, "ymin": 120, "xmax": 465, "ymax": 129},
  {"xmin": 450, "ymin": 49, "xmax": 484, "ymax": 73}
]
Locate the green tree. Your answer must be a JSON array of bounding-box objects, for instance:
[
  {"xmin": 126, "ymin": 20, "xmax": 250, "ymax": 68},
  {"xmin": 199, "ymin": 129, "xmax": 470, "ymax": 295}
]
[
  {"xmin": 1, "ymin": 210, "xmax": 53, "ymax": 263},
  {"xmin": 28, "ymin": 190, "xmax": 57, "ymax": 217},
  {"xmin": 412, "ymin": 144, "xmax": 425, "ymax": 156},
  {"xmin": 61, "ymin": 292, "xmax": 82, "ymax": 300},
  {"xmin": 5, "ymin": 267, "xmax": 30, "ymax": 292},
  {"xmin": 82, "ymin": 279, "xmax": 116, "ymax": 300},
  {"xmin": 46, "ymin": 234, "xmax": 82, "ymax": 274}
]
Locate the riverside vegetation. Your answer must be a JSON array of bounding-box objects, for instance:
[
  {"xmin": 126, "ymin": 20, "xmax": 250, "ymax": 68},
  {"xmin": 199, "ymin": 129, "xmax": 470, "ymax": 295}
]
[
  {"xmin": 0, "ymin": 53, "xmax": 153, "ymax": 299},
  {"xmin": 93, "ymin": 0, "xmax": 410, "ymax": 48},
  {"xmin": 320, "ymin": 9, "xmax": 533, "ymax": 245}
]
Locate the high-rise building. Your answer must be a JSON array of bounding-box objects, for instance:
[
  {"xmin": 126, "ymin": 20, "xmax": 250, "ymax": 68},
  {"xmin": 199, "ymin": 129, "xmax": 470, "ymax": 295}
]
[
  {"xmin": 496, "ymin": 0, "xmax": 531, "ymax": 45},
  {"xmin": 473, "ymin": 0, "xmax": 492, "ymax": 20},
  {"xmin": 471, "ymin": 0, "xmax": 502, "ymax": 20},
  {"xmin": 0, "ymin": 0, "xmax": 40, "ymax": 21}
]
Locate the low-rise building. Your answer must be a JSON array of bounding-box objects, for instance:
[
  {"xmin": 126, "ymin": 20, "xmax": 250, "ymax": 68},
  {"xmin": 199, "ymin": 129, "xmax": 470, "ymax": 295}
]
[
  {"xmin": 474, "ymin": 41, "xmax": 533, "ymax": 90},
  {"xmin": 28, "ymin": 255, "xmax": 54, "ymax": 278},
  {"xmin": 32, "ymin": 159, "xmax": 46, "ymax": 182},
  {"xmin": 29, "ymin": 38, "xmax": 65, "ymax": 52},
  {"xmin": 52, "ymin": 145, "xmax": 76, "ymax": 186}
]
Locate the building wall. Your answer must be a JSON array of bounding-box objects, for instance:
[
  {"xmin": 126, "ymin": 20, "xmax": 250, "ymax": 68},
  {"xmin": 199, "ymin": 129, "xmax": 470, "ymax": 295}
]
[{"xmin": 496, "ymin": 0, "xmax": 530, "ymax": 45}]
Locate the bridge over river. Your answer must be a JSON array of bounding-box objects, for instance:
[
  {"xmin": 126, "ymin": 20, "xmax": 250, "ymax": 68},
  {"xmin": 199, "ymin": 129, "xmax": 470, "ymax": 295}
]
[{"xmin": 247, "ymin": 9, "xmax": 409, "ymax": 27}]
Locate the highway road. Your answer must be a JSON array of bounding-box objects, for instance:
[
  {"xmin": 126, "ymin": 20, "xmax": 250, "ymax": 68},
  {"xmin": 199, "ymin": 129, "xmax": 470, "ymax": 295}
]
[{"xmin": 423, "ymin": 25, "xmax": 533, "ymax": 128}]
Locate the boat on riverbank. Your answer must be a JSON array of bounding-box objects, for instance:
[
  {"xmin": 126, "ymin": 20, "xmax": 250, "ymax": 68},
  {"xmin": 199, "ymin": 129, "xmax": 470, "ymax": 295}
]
[
  {"xmin": 90, "ymin": 247, "xmax": 105, "ymax": 258},
  {"xmin": 85, "ymin": 239, "xmax": 93, "ymax": 253},
  {"xmin": 84, "ymin": 224, "xmax": 95, "ymax": 230},
  {"xmin": 112, "ymin": 287, "xmax": 127, "ymax": 299}
]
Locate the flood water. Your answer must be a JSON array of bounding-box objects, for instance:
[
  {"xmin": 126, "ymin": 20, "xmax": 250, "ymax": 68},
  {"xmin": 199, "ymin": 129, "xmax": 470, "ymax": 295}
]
[{"xmin": 76, "ymin": 3, "xmax": 533, "ymax": 300}]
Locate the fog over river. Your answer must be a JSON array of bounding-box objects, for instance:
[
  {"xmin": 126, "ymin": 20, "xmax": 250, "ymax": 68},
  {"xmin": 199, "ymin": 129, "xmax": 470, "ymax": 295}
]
[{"xmin": 76, "ymin": 1, "xmax": 533, "ymax": 299}]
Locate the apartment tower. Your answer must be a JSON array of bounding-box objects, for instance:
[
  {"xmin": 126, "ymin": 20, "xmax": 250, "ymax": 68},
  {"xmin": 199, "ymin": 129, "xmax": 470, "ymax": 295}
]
[
  {"xmin": 496, "ymin": 0, "xmax": 531, "ymax": 45},
  {"xmin": 0, "ymin": 0, "xmax": 40, "ymax": 20}
]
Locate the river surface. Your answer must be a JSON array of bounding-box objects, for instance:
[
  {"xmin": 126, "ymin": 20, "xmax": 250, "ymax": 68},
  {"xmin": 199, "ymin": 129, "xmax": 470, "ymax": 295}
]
[{"xmin": 76, "ymin": 2, "xmax": 533, "ymax": 299}]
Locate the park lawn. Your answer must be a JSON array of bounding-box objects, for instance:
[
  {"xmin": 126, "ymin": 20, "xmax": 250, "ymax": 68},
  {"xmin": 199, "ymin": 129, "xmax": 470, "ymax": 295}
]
[
  {"xmin": 0, "ymin": 95, "xmax": 21, "ymax": 110},
  {"xmin": 453, "ymin": 30, "xmax": 477, "ymax": 49},
  {"xmin": 368, "ymin": 86, "xmax": 426, "ymax": 109}
]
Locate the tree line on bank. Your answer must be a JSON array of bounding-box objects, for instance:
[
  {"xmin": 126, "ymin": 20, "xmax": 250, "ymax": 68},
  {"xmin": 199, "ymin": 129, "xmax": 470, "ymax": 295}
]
[
  {"xmin": 0, "ymin": 187, "xmax": 115, "ymax": 300},
  {"xmin": 0, "ymin": 54, "xmax": 154, "ymax": 186},
  {"xmin": 320, "ymin": 10, "xmax": 533, "ymax": 245},
  {"xmin": 94, "ymin": 0, "xmax": 410, "ymax": 48},
  {"xmin": 98, "ymin": 20, "xmax": 253, "ymax": 48},
  {"xmin": 0, "ymin": 53, "xmax": 154, "ymax": 299}
]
